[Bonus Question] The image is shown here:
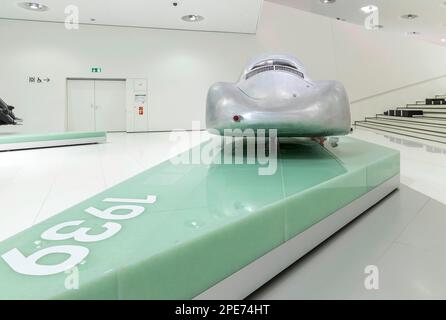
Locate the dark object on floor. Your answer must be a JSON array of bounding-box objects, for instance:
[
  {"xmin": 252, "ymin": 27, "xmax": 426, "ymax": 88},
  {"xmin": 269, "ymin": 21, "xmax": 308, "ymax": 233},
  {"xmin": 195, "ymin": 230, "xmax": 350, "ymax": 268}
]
[
  {"xmin": 0, "ymin": 98, "xmax": 22, "ymax": 125},
  {"xmin": 401, "ymin": 110, "xmax": 423, "ymax": 117},
  {"xmin": 384, "ymin": 109, "xmax": 423, "ymax": 118},
  {"xmin": 426, "ymin": 98, "xmax": 446, "ymax": 105}
]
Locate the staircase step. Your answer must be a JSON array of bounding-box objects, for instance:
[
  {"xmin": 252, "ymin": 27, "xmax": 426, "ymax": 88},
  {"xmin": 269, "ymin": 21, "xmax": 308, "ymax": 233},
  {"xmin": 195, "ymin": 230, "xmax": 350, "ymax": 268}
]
[
  {"xmin": 414, "ymin": 114, "xmax": 446, "ymax": 119},
  {"xmin": 362, "ymin": 119, "xmax": 446, "ymax": 134},
  {"xmin": 397, "ymin": 106, "xmax": 446, "ymax": 114},
  {"xmin": 375, "ymin": 115, "xmax": 446, "ymax": 126},
  {"xmin": 403, "ymin": 105, "xmax": 446, "ymax": 109},
  {"xmin": 414, "ymin": 115, "xmax": 446, "ymax": 120},
  {"xmin": 355, "ymin": 122, "xmax": 446, "ymax": 144}
]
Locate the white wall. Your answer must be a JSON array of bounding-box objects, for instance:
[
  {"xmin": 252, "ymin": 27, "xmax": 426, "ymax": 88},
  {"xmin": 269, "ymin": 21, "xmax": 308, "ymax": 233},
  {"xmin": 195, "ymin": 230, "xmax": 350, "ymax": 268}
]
[
  {"xmin": 349, "ymin": 76, "xmax": 446, "ymax": 121},
  {"xmin": 1, "ymin": 1, "xmax": 446, "ymax": 134},
  {"xmin": 330, "ymin": 18, "xmax": 446, "ymax": 121}
]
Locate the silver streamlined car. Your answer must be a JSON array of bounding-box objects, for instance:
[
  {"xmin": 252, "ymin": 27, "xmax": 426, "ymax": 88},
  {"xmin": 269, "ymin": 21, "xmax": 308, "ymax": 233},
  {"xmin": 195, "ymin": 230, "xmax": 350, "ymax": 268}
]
[{"xmin": 206, "ymin": 54, "xmax": 351, "ymax": 137}]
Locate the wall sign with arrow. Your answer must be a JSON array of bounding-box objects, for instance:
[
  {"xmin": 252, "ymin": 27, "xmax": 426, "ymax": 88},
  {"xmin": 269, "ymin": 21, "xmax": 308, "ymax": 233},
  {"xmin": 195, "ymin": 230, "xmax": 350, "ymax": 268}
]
[{"xmin": 29, "ymin": 77, "xmax": 51, "ymax": 84}]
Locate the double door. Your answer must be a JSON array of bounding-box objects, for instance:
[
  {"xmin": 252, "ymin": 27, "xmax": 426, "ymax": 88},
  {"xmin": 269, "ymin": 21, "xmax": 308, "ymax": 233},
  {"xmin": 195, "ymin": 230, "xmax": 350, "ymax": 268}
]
[{"xmin": 67, "ymin": 79, "xmax": 126, "ymax": 132}]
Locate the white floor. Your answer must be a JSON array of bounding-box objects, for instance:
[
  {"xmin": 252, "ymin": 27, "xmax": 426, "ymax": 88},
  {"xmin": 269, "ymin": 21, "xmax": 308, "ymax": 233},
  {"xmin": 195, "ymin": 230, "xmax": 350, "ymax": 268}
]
[
  {"xmin": 250, "ymin": 184, "xmax": 446, "ymax": 300},
  {"xmin": 1, "ymin": 129, "xmax": 446, "ymax": 299},
  {"xmin": 351, "ymin": 128, "xmax": 446, "ymax": 206}
]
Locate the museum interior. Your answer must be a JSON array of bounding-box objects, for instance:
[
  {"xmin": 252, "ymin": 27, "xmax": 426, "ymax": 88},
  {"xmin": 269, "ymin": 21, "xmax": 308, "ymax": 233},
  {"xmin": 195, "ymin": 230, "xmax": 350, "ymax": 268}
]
[{"xmin": 1, "ymin": 0, "xmax": 446, "ymax": 301}]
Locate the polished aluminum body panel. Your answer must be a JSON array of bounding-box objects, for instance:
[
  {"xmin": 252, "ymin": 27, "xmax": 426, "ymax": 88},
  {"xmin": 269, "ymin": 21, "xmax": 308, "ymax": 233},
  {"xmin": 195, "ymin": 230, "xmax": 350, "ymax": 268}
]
[{"xmin": 206, "ymin": 54, "xmax": 351, "ymax": 137}]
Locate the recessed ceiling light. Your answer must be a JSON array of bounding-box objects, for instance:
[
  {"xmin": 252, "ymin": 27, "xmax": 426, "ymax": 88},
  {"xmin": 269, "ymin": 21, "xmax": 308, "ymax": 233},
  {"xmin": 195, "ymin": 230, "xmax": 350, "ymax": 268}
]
[
  {"xmin": 18, "ymin": 2, "xmax": 49, "ymax": 12},
  {"xmin": 320, "ymin": 0, "xmax": 336, "ymax": 4},
  {"xmin": 181, "ymin": 14, "xmax": 204, "ymax": 22},
  {"xmin": 401, "ymin": 14, "xmax": 419, "ymax": 20},
  {"xmin": 441, "ymin": 38, "xmax": 446, "ymax": 43},
  {"xmin": 361, "ymin": 5, "xmax": 378, "ymax": 14}
]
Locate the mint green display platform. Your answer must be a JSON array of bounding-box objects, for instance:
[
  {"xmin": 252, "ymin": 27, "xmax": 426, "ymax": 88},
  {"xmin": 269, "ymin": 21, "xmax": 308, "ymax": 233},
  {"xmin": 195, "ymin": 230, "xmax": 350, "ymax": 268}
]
[
  {"xmin": 0, "ymin": 137, "xmax": 399, "ymax": 299},
  {"xmin": 0, "ymin": 131, "xmax": 107, "ymax": 151}
]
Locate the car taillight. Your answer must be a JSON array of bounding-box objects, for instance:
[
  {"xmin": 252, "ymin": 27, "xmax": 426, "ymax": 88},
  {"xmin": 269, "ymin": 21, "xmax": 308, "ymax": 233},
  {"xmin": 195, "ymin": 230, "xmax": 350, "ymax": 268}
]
[{"xmin": 233, "ymin": 115, "xmax": 241, "ymax": 122}]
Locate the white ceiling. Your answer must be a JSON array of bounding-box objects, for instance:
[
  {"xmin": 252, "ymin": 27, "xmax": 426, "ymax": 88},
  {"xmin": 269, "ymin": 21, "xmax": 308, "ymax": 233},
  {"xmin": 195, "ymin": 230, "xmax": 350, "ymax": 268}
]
[
  {"xmin": 0, "ymin": 0, "xmax": 264, "ymax": 33},
  {"xmin": 268, "ymin": 0, "xmax": 446, "ymax": 46}
]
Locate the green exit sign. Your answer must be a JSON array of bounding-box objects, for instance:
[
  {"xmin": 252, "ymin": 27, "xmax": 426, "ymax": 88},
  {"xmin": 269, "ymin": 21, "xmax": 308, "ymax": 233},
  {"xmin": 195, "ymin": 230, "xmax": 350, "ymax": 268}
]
[{"xmin": 91, "ymin": 67, "xmax": 102, "ymax": 73}]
